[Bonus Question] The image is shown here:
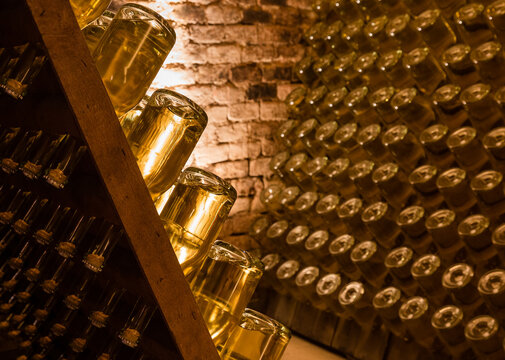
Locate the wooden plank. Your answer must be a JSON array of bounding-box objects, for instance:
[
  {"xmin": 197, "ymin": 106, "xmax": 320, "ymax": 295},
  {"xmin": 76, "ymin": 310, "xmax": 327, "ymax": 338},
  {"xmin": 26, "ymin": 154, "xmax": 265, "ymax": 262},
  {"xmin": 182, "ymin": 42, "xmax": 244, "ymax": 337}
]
[{"xmin": 21, "ymin": 1, "xmax": 220, "ymax": 359}]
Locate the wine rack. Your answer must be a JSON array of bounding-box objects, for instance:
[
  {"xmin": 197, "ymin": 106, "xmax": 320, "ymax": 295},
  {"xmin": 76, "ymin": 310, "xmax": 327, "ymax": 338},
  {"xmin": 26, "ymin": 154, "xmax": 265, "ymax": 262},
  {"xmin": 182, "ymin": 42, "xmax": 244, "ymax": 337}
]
[{"xmin": 0, "ymin": 0, "xmax": 219, "ymax": 359}]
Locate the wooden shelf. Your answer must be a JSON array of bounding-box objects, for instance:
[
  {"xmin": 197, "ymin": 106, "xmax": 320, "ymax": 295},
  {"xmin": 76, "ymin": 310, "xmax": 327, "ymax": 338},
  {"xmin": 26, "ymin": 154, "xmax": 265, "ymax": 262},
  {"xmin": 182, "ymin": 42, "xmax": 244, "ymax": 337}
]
[{"xmin": 0, "ymin": 0, "xmax": 219, "ymax": 359}]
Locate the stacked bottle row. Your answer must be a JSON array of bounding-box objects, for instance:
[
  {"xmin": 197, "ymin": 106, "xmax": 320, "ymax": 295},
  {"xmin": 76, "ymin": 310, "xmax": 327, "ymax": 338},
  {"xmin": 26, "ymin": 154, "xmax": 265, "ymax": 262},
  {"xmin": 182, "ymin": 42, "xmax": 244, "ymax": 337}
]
[
  {"xmin": 0, "ymin": 184, "xmax": 159, "ymax": 359},
  {"xmin": 251, "ymin": 0, "xmax": 505, "ymax": 359}
]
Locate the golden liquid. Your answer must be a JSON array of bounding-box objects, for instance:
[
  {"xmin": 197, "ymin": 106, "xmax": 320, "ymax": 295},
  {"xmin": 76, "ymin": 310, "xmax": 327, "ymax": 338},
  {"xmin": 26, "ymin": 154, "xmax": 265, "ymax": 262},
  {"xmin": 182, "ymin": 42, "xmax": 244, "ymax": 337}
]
[
  {"xmin": 190, "ymin": 246, "xmax": 263, "ymax": 347},
  {"xmin": 69, "ymin": 0, "xmax": 111, "ymax": 29},
  {"xmin": 93, "ymin": 18, "xmax": 175, "ymax": 115},
  {"xmin": 165, "ymin": 221, "xmax": 206, "ymax": 277},
  {"xmin": 160, "ymin": 175, "xmax": 234, "ymax": 244},
  {"xmin": 220, "ymin": 324, "xmax": 290, "ymax": 360},
  {"xmin": 128, "ymin": 105, "xmax": 204, "ymax": 197}
]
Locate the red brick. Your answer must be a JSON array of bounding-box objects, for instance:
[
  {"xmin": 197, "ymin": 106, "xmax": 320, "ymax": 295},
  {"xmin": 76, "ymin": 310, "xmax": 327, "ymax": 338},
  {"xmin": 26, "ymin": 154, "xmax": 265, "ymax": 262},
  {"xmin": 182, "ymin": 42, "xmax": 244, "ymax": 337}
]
[
  {"xmin": 241, "ymin": 45, "xmax": 277, "ymax": 62},
  {"xmin": 205, "ymin": 105, "xmax": 229, "ymax": 126},
  {"xmin": 228, "ymin": 102, "xmax": 259, "ymax": 121},
  {"xmin": 276, "ymin": 45, "xmax": 305, "ymax": 62},
  {"xmin": 211, "ymin": 160, "xmax": 249, "ymax": 179},
  {"xmin": 216, "ymin": 123, "xmax": 250, "ymax": 143},
  {"xmin": 260, "ymin": 101, "xmax": 288, "ymax": 121},
  {"xmin": 250, "ymin": 157, "xmax": 273, "ymax": 177},
  {"xmin": 207, "ymin": 45, "xmax": 242, "ymax": 64},
  {"xmin": 222, "ymin": 25, "xmax": 259, "ymax": 45},
  {"xmin": 206, "ymin": 5, "xmax": 243, "ymax": 24}
]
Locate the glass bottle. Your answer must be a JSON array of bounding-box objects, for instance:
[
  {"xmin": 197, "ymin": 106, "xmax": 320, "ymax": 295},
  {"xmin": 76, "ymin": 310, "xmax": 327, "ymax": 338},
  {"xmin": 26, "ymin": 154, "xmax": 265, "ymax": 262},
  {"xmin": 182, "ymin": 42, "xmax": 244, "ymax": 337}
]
[
  {"xmin": 385, "ymin": 247, "xmax": 417, "ymax": 296},
  {"xmin": 344, "ymin": 87, "xmax": 380, "ymax": 126},
  {"xmin": 284, "ymin": 89, "xmax": 309, "ymax": 120},
  {"xmin": 382, "ymin": 125, "xmax": 425, "ymax": 171},
  {"xmin": 454, "ymin": 4, "xmax": 494, "ymax": 47},
  {"xmin": 341, "ymin": 19, "xmax": 373, "ymax": 52},
  {"xmin": 471, "ymin": 41, "xmax": 505, "ymax": 89},
  {"xmin": 294, "ymin": 56, "xmax": 317, "ymax": 86},
  {"xmin": 446, "ymin": 127, "xmax": 490, "ymax": 175},
  {"xmin": 486, "ymin": 0, "xmax": 505, "ymax": 45},
  {"xmin": 398, "ymin": 297, "xmax": 437, "ymax": 349},
  {"xmin": 316, "ymin": 273, "xmax": 344, "ymax": 314},
  {"xmin": 278, "ymin": 186, "xmax": 302, "ymax": 217},
  {"xmin": 126, "ymin": 90, "xmax": 207, "ymax": 197},
  {"xmin": 275, "ymin": 259, "xmax": 301, "ymax": 297},
  {"xmin": 412, "ymin": 9, "xmax": 456, "ymax": 57},
  {"xmin": 411, "ymin": 254, "xmax": 447, "ymax": 306},
  {"xmin": 317, "ymin": 88, "xmax": 351, "ymax": 125},
  {"xmin": 435, "ymin": 0, "xmax": 466, "ymax": 19},
  {"xmin": 338, "ymin": 198, "xmax": 370, "ymax": 240},
  {"xmin": 372, "ymin": 287, "xmax": 406, "ymax": 338},
  {"xmin": 220, "ymin": 308, "xmax": 291, "ymax": 360},
  {"xmin": 323, "ymin": 20, "xmax": 352, "ymax": 56},
  {"xmin": 284, "ymin": 153, "xmax": 312, "ymax": 191},
  {"xmin": 432, "ymin": 305, "xmax": 474, "ymax": 359},
  {"xmin": 483, "ymin": 127, "xmax": 505, "ymax": 171},
  {"xmin": 458, "ymin": 214, "xmax": 499, "ymax": 273},
  {"xmin": 358, "ymin": 124, "xmax": 392, "ymax": 162},
  {"xmin": 333, "ymin": 123, "xmax": 367, "ymax": 162},
  {"xmin": 377, "ymin": 49, "xmax": 414, "ymax": 88},
  {"xmin": 313, "ymin": 54, "xmax": 343, "ymax": 91},
  {"xmin": 275, "ymin": 120, "xmax": 301, "ymax": 151},
  {"xmin": 0, "ymin": 130, "xmax": 42, "ymax": 174},
  {"xmin": 89, "ymin": 285, "xmax": 125, "ymax": 329},
  {"xmin": 432, "ymin": 84, "xmax": 469, "ymax": 131},
  {"xmin": 492, "ymin": 223, "xmax": 505, "ymax": 262},
  {"xmin": 350, "ymin": 241, "xmax": 387, "ymax": 289},
  {"xmin": 269, "ymin": 151, "xmax": 291, "ymax": 182},
  {"xmin": 332, "ymin": 0, "xmax": 364, "ymax": 25},
  {"xmin": 419, "ymin": 124, "xmax": 455, "ymax": 170},
  {"xmin": 396, "ymin": 206, "xmax": 433, "ymax": 255},
  {"xmin": 403, "ymin": 47, "xmax": 446, "ymax": 95},
  {"xmin": 436, "ymin": 168, "xmax": 477, "ymax": 216},
  {"xmin": 82, "ymin": 10, "xmax": 116, "ymax": 54},
  {"xmin": 43, "ymin": 135, "xmax": 87, "ymax": 189},
  {"xmin": 391, "ymin": 87, "xmax": 435, "ymax": 135},
  {"xmin": 338, "ymin": 281, "xmax": 376, "ymax": 327},
  {"xmin": 249, "ymin": 216, "xmax": 271, "ymax": 249},
  {"xmin": 315, "ymin": 194, "xmax": 344, "ymax": 234},
  {"xmin": 402, "ymin": 0, "xmax": 436, "ymax": 15},
  {"xmin": 425, "ymin": 209, "xmax": 465, "ymax": 263},
  {"xmin": 260, "ymin": 253, "xmax": 283, "ymax": 292},
  {"xmin": 305, "ymin": 231, "xmax": 332, "ymax": 269},
  {"xmin": 442, "ymin": 263, "xmax": 483, "ymax": 315},
  {"xmin": 190, "ymin": 241, "xmax": 264, "ymax": 347},
  {"xmin": 460, "ymin": 83, "xmax": 504, "ymax": 133},
  {"xmin": 321, "ymin": 157, "xmax": 357, "ymax": 196},
  {"xmin": 260, "ymin": 183, "xmax": 285, "ymax": 218},
  {"xmin": 293, "ymin": 192, "xmax": 321, "ymax": 228},
  {"xmin": 304, "ymin": 22, "xmax": 327, "ymax": 56},
  {"xmin": 348, "ymin": 160, "xmax": 380, "ymax": 201},
  {"xmin": 440, "ymin": 44, "xmax": 480, "ymax": 89},
  {"xmin": 307, "ymin": 87, "xmax": 329, "ymax": 116},
  {"xmin": 465, "ymin": 315, "xmax": 505, "ymax": 359},
  {"xmin": 93, "ymin": 4, "xmax": 176, "ymax": 116},
  {"xmin": 285, "ymin": 225, "xmax": 311, "ymax": 262},
  {"xmin": 295, "ymin": 118, "xmax": 324, "ymax": 158},
  {"xmin": 69, "ymin": 0, "xmax": 111, "ymax": 29},
  {"xmin": 82, "ymin": 224, "xmax": 121, "ymax": 273},
  {"xmin": 118, "ymin": 298, "xmax": 155, "ymax": 349},
  {"xmin": 265, "ymin": 220, "xmax": 290, "ymax": 253},
  {"xmin": 386, "ymin": 14, "xmax": 425, "ymax": 53},
  {"xmin": 353, "ymin": 51, "xmax": 389, "ymax": 91},
  {"xmin": 361, "ymin": 202, "xmax": 400, "ymax": 249},
  {"xmin": 55, "ymin": 213, "xmax": 96, "ymax": 259},
  {"xmin": 328, "ymin": 234, "xmax": 360, "ymax": 280},
  {"xmin": 364, "ymin": 15, "xmax": 398, "ymax": 55},
  {"xmin": 120, "ymin": 95, "xmax": 149, "ymax": 139},
  {"xmin": 314, "ymin": 123, "xmax": 341, "ymax": 160},
  {"xmin": 335, "ymin": 52, "xmax": 359, "ymax": 86},
  {"xmin": 295, "ymin": 266, "xmax": 322, "ymax": 306},
  {"xmin": 159, "ymin": 168, "xmax": 236, "ymax": 276}
]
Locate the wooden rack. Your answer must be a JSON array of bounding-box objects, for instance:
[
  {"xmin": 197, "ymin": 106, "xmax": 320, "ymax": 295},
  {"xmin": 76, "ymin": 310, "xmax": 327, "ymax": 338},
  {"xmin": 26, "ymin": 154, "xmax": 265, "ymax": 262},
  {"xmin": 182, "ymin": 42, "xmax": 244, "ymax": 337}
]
[{"xmin": 0, "ymin": 0, "xmax": 220, "ymax": 358}]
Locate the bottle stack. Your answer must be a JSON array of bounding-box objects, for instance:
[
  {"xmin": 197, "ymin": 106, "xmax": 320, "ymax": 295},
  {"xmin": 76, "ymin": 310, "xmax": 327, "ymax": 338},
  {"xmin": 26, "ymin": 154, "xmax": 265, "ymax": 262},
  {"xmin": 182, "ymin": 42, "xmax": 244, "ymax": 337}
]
[{"xmin": 253, "ymin": 0, "xmax": 505, "ymax": 359}]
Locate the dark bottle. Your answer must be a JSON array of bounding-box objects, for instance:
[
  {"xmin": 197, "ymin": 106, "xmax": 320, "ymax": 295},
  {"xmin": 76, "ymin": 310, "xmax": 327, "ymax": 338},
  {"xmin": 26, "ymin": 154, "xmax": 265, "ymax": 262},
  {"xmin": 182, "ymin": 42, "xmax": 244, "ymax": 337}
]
[
  {"xmin": 382, "ymin": 125, "xmax": 425, "ymax": 172},
  {"xmin": 338, "ymin": 281, "xmax": 376, "ymax": 328},
  {"xmin": 441, "ymin": 44, "xmax": 480, "ymax": 89},
  {"xmin": 368, "ymin": 87, "xmax": 399, "ymax": 125},
  {"xmin": 425, "ymin": 209, "xmax": 465, "ymax": 264},
  {"xmin": 454, "ymin": 4, "xmax": 494, "ymax": 47},
  {"xmin": 385, "ymin": 14, "xmax": 424, "ymax": 53},
  {"xmin": 442, "ymin": 263, "xmax": 483, "ymax": 316},
  {"xmin": 357, "ymin": 124, "xmax": 392, "ymax": 163},
  {"xmin": 372, "ymin": 286, "xmax": 407, "ymax": 338},
  {"xmin": 372, "ymin": 163, "xmax": 414, "ymax": 209},
  {"xmin": 328, "ymin": 234, "xmax": 360, "ymax": 280},
  {"xmin": 361, "ymin": 202, "xmax": 400, "ymax": 249},
  {"xmin": 377, "ymin": 49, "xmax": 414, "ymax": 88},
  {"xmin": 446, "ymin": 127, "xmax": 490, "ymax": 175},
  {"xmin": 436, "ymin": 168, "xmax": 477, "ymax": 217},
  {"xmin": 398, "ymin": 296, "xmax": 441, "ymax": 350},
  {"xmin": 411, "ymin": 9, "xmax": 456, "ymax": 57},
  {"xmin": 410, "ymin": 254, "xmax": 448, "ymax": 306},
  {"xmin": 350, "ymin": 240, "xmax": 387, "ymax": 289},
  {"xmin": 432, "ymin": 84, "xmax": 469, "ymax": 131},
  {"xmin": 477, "ymin": 269, "xmax": 505, "ymax": 325},
  {"xmin": 460, "ymin": 83, "xmax": 504, "ymax": 133},
  {"xmin": 432, "ymin": 305, "xmax": 475, "ymax": 359},
  {"xmin": 315, "ymin": 273, "xmax": 344, "ymax": 315},
  {"xmin": 464, "ymin": 315, "xmax": 505, "ymax": 359},
  {"xmin": 471, "ymin": 41, "xmax": 505, "ymax": 89},
  {"xmin": 285, "ymin": 225, "xmax": 312, "ymax": 263},
  {"xmin": 403, "ymin": 47, "xmax": 446, "ymax": 95},
  {"xmin": 43, "ymin": 135, "xmax": 86, "ymax": 189},
  {"xmin": 419, "ymin": 124, "xmax": 455, "ymax": 170},
  {"xmin": 408, "ymin": 165, "xmax": 444, "ymax": 212},
  {"xmin": 396, "ymin": 206, "xmax": 433, "ymax": 255},
  {"xmin": 385, "ymin": 247, "xmax": 417, "ymax": 297},
  {"xmin": 21, "ymin": 133, "xmax": 67, "ymax": 180}
]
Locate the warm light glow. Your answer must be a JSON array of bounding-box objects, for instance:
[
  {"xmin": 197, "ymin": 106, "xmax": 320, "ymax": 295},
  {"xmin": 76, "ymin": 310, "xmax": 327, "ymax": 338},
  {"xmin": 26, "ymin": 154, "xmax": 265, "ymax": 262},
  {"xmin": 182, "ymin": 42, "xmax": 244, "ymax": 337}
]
[{"xmin": 140, "ymin": 116, "xmax": 179, "ymax": 176}]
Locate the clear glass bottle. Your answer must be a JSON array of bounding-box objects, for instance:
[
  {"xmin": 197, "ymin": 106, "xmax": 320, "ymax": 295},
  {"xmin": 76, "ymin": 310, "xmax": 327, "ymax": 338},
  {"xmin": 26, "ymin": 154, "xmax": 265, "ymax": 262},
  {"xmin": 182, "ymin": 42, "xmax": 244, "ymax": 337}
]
[
  {"xmin": 190, "ymin": 241, "xmax": 264, "ymax": 347},
  {"xmin": 275, "ymin": 120, "xmax": 301, "ymax": 151},
  {"xmin": 432, "ymin": 84, "xmax": 469, "ymax": 131},
  {"xmin": 411, "ymin": 254, "xmax": 447, "ymax": 306},
  {"xmin": 69, "ymin": 0, "xmax": 111, "ymax": 29},
  {"xmin": 295, "ymin": 118, "xmax": 324, "ymax": 158},
  {"xmin": 294, "ymin": 56, "xmax": 317, "ymax": 86},
  {"xmin": 315, "ymin": 194, "xmax": 344, "ymax": 234},
  {"xmin": 471, "ymin": 41, "xmax": 505, "ymax": 89},
  {"xmin": 353, "ymin": 51, "xmax": 389, "ymax": 91},
  {"xmin": 441, "ymin": 44, "xmax": 481, "ymax": 89},
  {"xmin": 465, "ymin": 315, "xmax": 505, "ymax": 359},
  {"xmin": 391, "ymin": 87, "xmax": 435, "ymax": 135},
  {"xmin": 403, "ymin": 47, "xmax": 446, "ymax": 95},
  {"xmin": 321, "ymin": 157, "xmax": 357, "ymax": 196},
  {"xmin": 333, "ymin": 123, "xmax": 367, "ymax": 162},
  {"xmin": 377, "ymin": 49, "xmax": 414, "ymax": 88},
  {"xmin": 338, "ymin": 197, "xmax": 370, "ymax": 240},
  {"xmin": 82, "ymin": 10, "xmax": 116, "ymax": 54},
  {"xmin": 358, "ymin": 124, "xmax": 392, "ymax": 162},
  {"xmin": 446, "ymin": 127, "xmax": 490, "ymax": 174},
  {"xmin": 386, "ymin": 14, "xmax": 425, "ymax": 53},
  {"xmin": 396, "ymin": 206, "xmax": 433, "ymax": 255},
  {"xmin": 373, "ymin": 163, "xmax": 414, "ymax": 210},
  {"xmin": 305, "ymin": 231, "xmax": 332, "ymax": 269},
  {"xmin": 460, "ymin": 83, "xmax": 504, "ymax": 133},
  {"xmin": 350, "ymin": 241, "xmax": 387, "ymax": 289},
  {"xmin": 364, "ymin": 15, "xmax": 398, "ymax": 54},
  {"xmin": 285, "ymin": 225, "xmax": 311, "ymax": 262},
  {"xmin": 412, "ymin": 9, "xmax": 456, "ymax": 57},
  {"xmin": 420, "ymin": 124, "xmax": 455, "ymax": 170},
  {"xmin": 93, "ymin": 4, "xmax": 176, "ymax": 116},
  {"xmin": 119, "ymin": 95, "xmax": 149, "ymax": 139},
  {"xmin": 361, "ymin": 202, "xmax": 400, "ymax": 249},
  {"xmin": 317, "ymin": 88, "xmax": 351, "ymax": 125},
  {"xmin": 382, "ymin": 124, "xmax": 425, "ymax": 171},
  {"xmin": 316, "ymin": 273, "xmax": 344, "ymax": 314},
  {"xmin": 455, "ymin": 4, "xmax": 494, "ymax": 47},
  {"xmin": 348, "ymin": 160, "xmax": 380, "ymax": 201},
  {"xmin": 338, "ymin": 281, "xmax": 376, "ymax": 327},
  {"xmin": 284, "ymin": 89, "xmax": 309, "ymax": 120},
  {"xmin": 220, "ymin": 309, "xmax": 291, "ymax": 360},
  {"xmin": 265, "ymin": 220, "xmax": 290, "ymax": 253},
  {"xmin": 315, "ymin": 123, "xmax": 341, "ymax": 160},
  {"xmin": 328, "ymin": 234, "xmax": 360, "ymax": 280},
  {"xmin": 159, "ymin": 168, "xmax": 237, "ymax": 276},
  {"xmin": 126, "ymin": 90, "xmax": 208, "ymax": 198},
  {"xmin": 295, "ymin": 266, "xmax": 322, "ymax": 306}
]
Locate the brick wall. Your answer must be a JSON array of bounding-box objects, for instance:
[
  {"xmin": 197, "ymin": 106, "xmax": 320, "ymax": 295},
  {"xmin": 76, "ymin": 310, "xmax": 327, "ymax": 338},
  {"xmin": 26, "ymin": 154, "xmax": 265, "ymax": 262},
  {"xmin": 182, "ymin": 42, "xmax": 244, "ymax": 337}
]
[{"xmin": 110, "ymin": 0, "xmax": 315, "ymax": 249}]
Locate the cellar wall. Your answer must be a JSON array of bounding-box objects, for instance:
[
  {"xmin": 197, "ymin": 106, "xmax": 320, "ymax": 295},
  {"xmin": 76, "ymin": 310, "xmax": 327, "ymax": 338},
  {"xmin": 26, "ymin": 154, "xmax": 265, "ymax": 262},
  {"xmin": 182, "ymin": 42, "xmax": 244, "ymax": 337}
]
[{"xmin": 111, "ymin": 0, "xmax": 314, "ymax": 248}]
